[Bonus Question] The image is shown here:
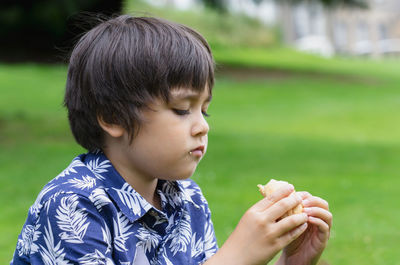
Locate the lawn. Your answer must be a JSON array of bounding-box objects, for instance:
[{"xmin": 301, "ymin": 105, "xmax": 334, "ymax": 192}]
[{"xmin": 1, "ymin": 52, "xmax": 400, "ymax": 264}]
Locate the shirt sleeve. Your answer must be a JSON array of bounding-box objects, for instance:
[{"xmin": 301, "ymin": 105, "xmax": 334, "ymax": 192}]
[{"xmin": 28, "ymin": 193, "xmax": 115, "ymax": 264}]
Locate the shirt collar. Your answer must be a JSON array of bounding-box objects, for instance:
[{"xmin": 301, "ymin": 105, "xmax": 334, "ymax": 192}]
[{"xmin": 82, "ymin": 151, "xmax": 185, "ymax": 222}]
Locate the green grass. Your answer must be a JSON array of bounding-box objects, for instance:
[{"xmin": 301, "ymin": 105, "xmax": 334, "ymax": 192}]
[
  {"xmin": 213, "ymin": 46, "xmax": 400, "ymax": 79},
  {"xmin": 195, "ymin": 73, "xmax": 400, "ymax": 264},
  {"xmin": 1, "ymin": 53, "xmax": 400, "ymax": 264},
  {"xmin": 0, "ymin": 64, "xmax": 85, "ymax": 262}
]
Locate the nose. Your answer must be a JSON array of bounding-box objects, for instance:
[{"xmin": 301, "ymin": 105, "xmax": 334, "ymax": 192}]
[{"xmin": 191, "ymin": 112, "xmax": 209, "ymax": 137}]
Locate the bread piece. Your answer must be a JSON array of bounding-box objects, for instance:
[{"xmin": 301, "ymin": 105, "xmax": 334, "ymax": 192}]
[{"xmin": 257, "ymin": 179, "xmax": 303, "ymax": 218}]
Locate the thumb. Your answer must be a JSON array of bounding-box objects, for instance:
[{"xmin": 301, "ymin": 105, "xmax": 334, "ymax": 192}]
[{"xmin": 252, "ymin": 183, "xmax": 295, "ymax": 212}]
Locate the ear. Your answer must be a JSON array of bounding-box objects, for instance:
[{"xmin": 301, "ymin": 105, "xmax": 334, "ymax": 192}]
[{"xmin": 97, "ymin": 116, "xmax": 125, "ymax": 138}]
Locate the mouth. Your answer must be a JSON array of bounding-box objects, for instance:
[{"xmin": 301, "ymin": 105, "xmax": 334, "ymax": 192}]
[{"xmin": 189, "ymin": 145, "xmax": 205, "ymax": 157}]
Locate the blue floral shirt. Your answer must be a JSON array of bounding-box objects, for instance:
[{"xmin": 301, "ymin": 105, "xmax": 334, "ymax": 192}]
[{"xmin": 11, "ymin": 151, "xmax": 218, "ymax": 264}]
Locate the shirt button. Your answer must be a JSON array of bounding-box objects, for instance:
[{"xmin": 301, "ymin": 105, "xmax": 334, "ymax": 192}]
[{"xmin": 149, "ymin": 209, "xmax": 157, "ymax": 216}]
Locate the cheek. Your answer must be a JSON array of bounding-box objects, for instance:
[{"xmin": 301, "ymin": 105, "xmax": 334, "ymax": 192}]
[
  {"xmin": 138, "ymin": 127, "xmax": 187, "ymax": 161},
  {"xmin": 150, "ymin": 120, "xmax": 188, "ymax": 146},
  {"xmin": 152, "ymin": 129, "xmax": 186, "ymax": 150}
]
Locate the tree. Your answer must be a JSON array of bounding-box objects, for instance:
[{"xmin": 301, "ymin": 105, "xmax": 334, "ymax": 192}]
[
  {"xmin": 202, "ymin": 0, "xmax": 227, "ymax": 12},
  {"xmin": 0, "ymin": 0, "xmax": 123, "ymax": 62},
  {"xmin": 282, "ymin": 0, "xmax": 368, "ymax": 8}
]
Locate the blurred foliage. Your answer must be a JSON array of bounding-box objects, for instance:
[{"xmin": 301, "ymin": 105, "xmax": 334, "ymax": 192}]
[
  {"xmin": 283, "ymin": 0, "xmax": 368, "ymax": 8},
  {"xmin": 124, "ymin": 0, "xmax": 277, "ymax": 49},
  {"xmin": 202, "ymin": 0, "xmax": 227, "ymax": 12},
  {"xmin": 201, "ymin": 0, "xmax": 368, "ymax": 13},
  {"xmin": 0, "ymin": 0, "xmax": 122, "ymax": 62}
]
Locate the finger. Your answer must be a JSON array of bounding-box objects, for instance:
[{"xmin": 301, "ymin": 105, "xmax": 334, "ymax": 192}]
[
  {"xmin": 266, "ymin": 193, "xmax": 302, "ymax": 221},
  {"xmin": 267, "ymin": 183, "xmax": 295, "ymax": 203},
  {"xmin": 303, "ymin": 207, "xmax": 333, "ymax": 228},
  {"xmin": 275, "ymin": 213, "xmax": 308, "ymax": 236},
  {"xmin": 302, "ymin": 196, "xmax": 329, "ymax": 210},
  {"xmin": 309, "ymin": 216, "xmax": 330, "ymax": 236},
  {"xmin": 278, "ymin": 222, "xmax": 308, "ymax": 247},
  {"xmin": 252, "ymin": 197, "xmax": 275, "ymax": 212},
  {"xmin": 297, "ymin": 191, "xmax": 311, "ymax": 200},
  {"xmin": 254, "ymin": 183, "xmax": 294, "ymax": 212}
]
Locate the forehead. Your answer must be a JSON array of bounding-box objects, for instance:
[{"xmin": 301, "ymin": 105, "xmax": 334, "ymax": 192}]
[{"xmin": 170, "ymin": 88, "xmax": 212, "ymax": 102}]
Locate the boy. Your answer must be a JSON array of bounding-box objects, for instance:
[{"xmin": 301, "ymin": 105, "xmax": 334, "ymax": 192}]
[{"xmin": 12, "ymin": 15, "xmax": 332, "ymax": 264}]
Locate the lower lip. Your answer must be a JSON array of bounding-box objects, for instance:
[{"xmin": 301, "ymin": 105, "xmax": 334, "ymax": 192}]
[{"xmin": 190, "ymin": 150, "xmax": 203, "ymax": 157}]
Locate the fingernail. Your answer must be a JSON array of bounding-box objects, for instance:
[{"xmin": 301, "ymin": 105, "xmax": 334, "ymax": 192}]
[{"xmin": 300, "ymin": 223, "xmax": 308, "ymax": 230}]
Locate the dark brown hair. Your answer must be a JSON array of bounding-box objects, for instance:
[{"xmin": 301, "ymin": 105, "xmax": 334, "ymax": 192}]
[{"xmin": 64, "ymin": 15, "xmax": 215, "ymax": 152}]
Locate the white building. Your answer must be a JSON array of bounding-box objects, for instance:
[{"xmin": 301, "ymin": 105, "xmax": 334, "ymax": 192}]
[
  {"xmin": 143, "ymin": 0, "xmax": 400, "ymax": 57},
  {"xmin": 277, "ymin": 0, "xmax": 400, "ymax": 57}
]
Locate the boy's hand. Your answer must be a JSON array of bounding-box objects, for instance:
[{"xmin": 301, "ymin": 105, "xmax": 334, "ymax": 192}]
[
  {"xmin": 278, "ymin": 192, "xmax": 332, "ymax": 265},
  {"xmin": 207, "ymin": 183, "xmax": 308, "ymax": 265}
]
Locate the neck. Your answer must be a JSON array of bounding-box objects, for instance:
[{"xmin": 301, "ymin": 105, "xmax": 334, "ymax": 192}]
[{"xmin": 102, "ymin": 147, "xmax": 162, "ymax": 211}]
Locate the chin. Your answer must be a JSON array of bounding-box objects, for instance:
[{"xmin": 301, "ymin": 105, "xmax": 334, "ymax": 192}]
[
  {"xmin": 160, "ymin": 175, "xmax": 191, "ymax": 182},
  {"xmin": 175, "ymin": 171, "xmax": 195, "ymax": 180},
  {"xmin": 169, "ymin": 168, "xmax": 197, "ymax": 181}
]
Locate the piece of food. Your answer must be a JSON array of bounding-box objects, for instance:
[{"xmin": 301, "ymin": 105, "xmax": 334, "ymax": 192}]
[{"xmin": 257, "ymin": 179, "xmax": 303, "ymax": 218}]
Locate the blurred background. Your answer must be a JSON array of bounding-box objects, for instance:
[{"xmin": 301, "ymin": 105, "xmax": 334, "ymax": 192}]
[{"xmin": 1, "ymin": 0, "xmax": 400, "ymax": 264}]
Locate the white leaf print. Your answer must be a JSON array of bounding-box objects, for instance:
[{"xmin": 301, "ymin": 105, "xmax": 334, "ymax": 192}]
[
  {"xmin": 113, "ymin": 183, "xmax": 149, "ymax": 215},
  {"xmin": 190, "ymin": 232, "xmax": 204, "ymax": 259},
  {"xmin": 44, "ymin": 191, "xmax": 67, "ymax": 215},
  {"xmin": 179, "ymin": 181, "xmax": 202, "ymax": 209},
  {"xmin": 89, "ymin": 188, "xmax": 111, "ymax": 212},
  {"xmin": 39, "ymin": 219, "xmax": 72, "ymax": 265},
  {"xmin": 85, "ymin": 158, "xmax": 111, "ymax": 180},
  {"xmin": 179, "ymin": 180, "xmax": 202, "ymax": 197},
  {"xmin": 101, "ymin": 221, "xmax": 112, "ymax": 254},
  {"xmin": 164, "ymin": 257, "xmax": 174, "ymax": 265},
  {"xmin": 149, "ymin": 256, "xmax": 161, "ymax": 265},
  {"xmin": 135, "ymin": 223, "xmax": 162, "ymax": 253},
  {"xmin": 161, "ymin": 252, "xmax": 174, "ymax": 265},
  {"xmin": 113, "ymin": 211, "xmax": 134, "ymax": 252},
  {"xmin": 30, "ymin": 184, "xmax": 56, "ymax": 218},
  {"xmin": 181, "ymin": 180, "xmax": 208, "ymax": 211},
  {"xmin": 55, "ymin": 159, "xmax": 85, "ymax": 180},
  {"xmin": 17, "ymin": 224, "xmax": 41, "ymax": 256},
  {"xmin": 55, "ymin": 194, "xmax": 89, "ymax": 244},
  {"xmin": 65, "ymin": 175, "xmax": 96, "ymax": 190},
  {"xmin": 203, "ymin": 219, "xmax": 217, "ymax": 259},
  {"xmin": 78, "ymin": 249, "xmax": 115, "ymax": 265},
  {"xmin": 161, "ymin": 182, "xmax": 183, "ymax": 209},
  {"xmin": 164, "ymin": 212, "xmax": 176, "ymax": 234},
  {"xmin": 168, "ymin": 210, "xmax": 192, "ymax": 256}
]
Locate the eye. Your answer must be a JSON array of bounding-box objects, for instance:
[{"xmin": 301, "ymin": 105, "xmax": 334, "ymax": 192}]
[
  {"xmin": 202, "ymin": 111, "xmax": 210, "ymax": 118},
  {"xmin": 173, "ymin": 109, "xmax": 190, "ymax": 115}
]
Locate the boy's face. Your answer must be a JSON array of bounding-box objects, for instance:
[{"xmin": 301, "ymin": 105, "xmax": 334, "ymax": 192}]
[{"xmin": 118, "ymin": 87, "xmax": 211, "ymax": 181}]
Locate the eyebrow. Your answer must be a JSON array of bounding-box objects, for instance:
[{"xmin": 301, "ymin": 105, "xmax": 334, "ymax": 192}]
[{"xmin": 171, "ymin": 90, "xmax": 212, "ymax": 103}]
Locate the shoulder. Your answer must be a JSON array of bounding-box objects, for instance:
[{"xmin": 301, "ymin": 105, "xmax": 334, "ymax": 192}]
[
  {"xmin": 29, "ymin": 153, "xmax": 112, "ymax": 220},
  {"xmin": 15, "ymin": 191, "xmax": 115, "ymax": 264}
]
